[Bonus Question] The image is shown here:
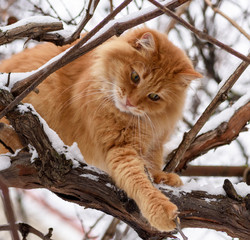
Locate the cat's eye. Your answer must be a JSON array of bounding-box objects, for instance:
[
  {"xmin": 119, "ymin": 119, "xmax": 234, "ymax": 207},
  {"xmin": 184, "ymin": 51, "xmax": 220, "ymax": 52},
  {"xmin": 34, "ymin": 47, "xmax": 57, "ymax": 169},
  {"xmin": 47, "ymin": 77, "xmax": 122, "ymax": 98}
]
[
  {"xmin": 148, "ymin": 93, "xmax": 160, "ymax": 101},
  {"xmin": 131, "ymin": 70, "xmax": 140, "ymax": 84}
]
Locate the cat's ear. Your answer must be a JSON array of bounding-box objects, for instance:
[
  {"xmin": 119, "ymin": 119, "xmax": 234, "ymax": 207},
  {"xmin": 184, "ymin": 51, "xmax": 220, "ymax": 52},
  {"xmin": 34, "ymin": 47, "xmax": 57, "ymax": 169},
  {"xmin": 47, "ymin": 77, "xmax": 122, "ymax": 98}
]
[
  {"xmin": 178, "ymin": 69, "xmax": 203, "ymax": 86},
  {"xmin": 134, "ymin": 32, "xmax": 155, "ymax": 52},
  {"xmin": 179, "ymin": 69, "xmax": 203, "ymax": 81}
]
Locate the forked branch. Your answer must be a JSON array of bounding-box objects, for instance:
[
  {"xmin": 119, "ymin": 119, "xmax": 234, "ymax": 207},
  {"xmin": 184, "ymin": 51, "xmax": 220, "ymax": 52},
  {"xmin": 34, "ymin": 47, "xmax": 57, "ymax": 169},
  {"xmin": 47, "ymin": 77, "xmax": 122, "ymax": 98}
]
[{"xmin": 169, "ymin": 101, "xmax": 250, "ymax": 172}]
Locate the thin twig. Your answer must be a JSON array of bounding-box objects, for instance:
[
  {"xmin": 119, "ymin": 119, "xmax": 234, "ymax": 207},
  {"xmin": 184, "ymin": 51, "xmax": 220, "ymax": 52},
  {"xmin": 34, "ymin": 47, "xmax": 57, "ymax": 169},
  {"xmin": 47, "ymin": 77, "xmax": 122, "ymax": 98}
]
[
  {"xmin": 164, "ymin": 54, "xmax": 250, "ymax": 172},
  {"xmin": 83, "ymin": 213, "xmax": 105, "ymax": 240},
  {"xmin": 62, "ymin": 0, "xmax": 100, "ymax": 45},
  {"xmin": 0, "ymin": 223, "xmax": 53, "ymax": 240},
  {"xmin": 0, "ymin": 176, "xmax": 20, "ymax": 240},
  {"xmin": 174, "ymin": 218, "xmax": 188, "ymax": 240},
  {"xmin": 148, "ymin": 0, "xmax": 250, "ymax": 63},
  {"xmin": 165, "ymin": 1, "xmax": 190, "ymax": 34},
  {"xmin": 205, "ymin": 0, "xmax": 250, "ymax": 40}
]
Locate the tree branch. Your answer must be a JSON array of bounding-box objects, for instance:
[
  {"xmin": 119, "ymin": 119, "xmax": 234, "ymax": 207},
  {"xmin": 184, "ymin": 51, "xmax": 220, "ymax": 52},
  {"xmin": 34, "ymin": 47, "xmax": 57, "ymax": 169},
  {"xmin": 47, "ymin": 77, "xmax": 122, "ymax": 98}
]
[
  {"xmin": 168, "ymin": 101, "xmax": 250, "ymax": 172},
  {"xmin": 205, "ymin": 0, "xmax": 250, "ymax": 40},
  {"xmin": 0, "ymin": 176, "xmax": 20, "ymax": 240},
  {"xmin": 148, "ymin": 0, "xmax": 250, "ymax": 63},
  {"xmin": 0, "ymin": 223, "xmax": 53, "ymax": 240},
  {"xmin": 0, "ymin": 18, "xmax": 63, "ymax": 46},
  {"xmin": 1, "ymin": 152, "xmax": 249, "ymax": 240}
]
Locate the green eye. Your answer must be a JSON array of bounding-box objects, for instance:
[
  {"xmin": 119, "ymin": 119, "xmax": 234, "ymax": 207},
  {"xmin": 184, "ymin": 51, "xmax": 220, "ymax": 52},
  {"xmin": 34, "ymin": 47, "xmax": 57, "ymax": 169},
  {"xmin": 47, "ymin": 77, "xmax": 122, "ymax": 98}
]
[
  {"xmin": 131, "ymin": 70, "xmax": 140, "ymax": 84},
  {"xmin": 148, "ymin": 93, "xmax": 160, "ymax": 101}
]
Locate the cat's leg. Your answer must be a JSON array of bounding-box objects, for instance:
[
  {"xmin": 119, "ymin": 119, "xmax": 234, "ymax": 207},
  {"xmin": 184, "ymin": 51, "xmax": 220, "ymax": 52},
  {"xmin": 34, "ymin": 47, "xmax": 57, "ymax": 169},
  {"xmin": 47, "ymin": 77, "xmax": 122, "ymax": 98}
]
[
  {"xmin": 106, "ymin": 146, "xmax": 178, "ymax": 232},
  {"xmin": 147, "ymin": 146, "xmax": 183, "ymax": 187}
]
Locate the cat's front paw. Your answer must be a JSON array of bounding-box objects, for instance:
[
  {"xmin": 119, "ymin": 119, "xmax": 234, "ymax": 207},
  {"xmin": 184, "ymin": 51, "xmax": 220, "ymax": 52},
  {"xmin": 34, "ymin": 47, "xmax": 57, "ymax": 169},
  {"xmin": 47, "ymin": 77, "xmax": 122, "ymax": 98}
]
[
  {"xmin": 153, "ymin": 171, "xmax": 183, "ymax": 187},
  {"xmin": 145, "ymin": 193, "xmax": 178, "ymax": 232}
]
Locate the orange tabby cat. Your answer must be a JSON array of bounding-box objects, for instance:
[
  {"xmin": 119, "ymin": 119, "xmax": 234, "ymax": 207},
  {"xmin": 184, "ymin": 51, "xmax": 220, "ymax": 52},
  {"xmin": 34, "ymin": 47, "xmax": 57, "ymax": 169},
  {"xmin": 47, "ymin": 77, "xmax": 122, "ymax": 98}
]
[{"xmin": 0, "ymin": 28, "xmax": 202, "ymax": 232}]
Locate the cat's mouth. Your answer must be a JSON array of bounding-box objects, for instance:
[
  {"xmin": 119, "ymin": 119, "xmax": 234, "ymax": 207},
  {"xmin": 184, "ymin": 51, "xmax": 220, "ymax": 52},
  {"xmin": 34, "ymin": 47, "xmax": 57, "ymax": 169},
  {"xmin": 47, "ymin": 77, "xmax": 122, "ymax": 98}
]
[{"xmin": 114, "ymin": 97, "xmax": 143, "ymax": 116}]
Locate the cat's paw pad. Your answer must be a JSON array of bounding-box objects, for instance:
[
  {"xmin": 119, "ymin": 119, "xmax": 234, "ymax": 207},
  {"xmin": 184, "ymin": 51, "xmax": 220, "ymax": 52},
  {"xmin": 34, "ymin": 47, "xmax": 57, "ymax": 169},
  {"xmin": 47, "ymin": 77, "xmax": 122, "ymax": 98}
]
[{"xmin": 153, "ymin": 172, "xmax": 183, "ymax": 187}]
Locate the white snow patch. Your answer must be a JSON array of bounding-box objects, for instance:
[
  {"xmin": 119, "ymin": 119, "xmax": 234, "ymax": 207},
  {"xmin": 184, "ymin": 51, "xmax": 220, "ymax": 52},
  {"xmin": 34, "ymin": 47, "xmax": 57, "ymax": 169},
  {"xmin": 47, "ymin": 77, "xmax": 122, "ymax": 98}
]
[
  {"xmin": 0, "ymin": 155, "xmax": 11, "ymax": 171},
  {"xmin": 84, "ymin": 165, "xmax": 107, "ymax": 175},
  {"xmin": 200, "ymin": 92, "xmax": 250, "ymax": 133},
  {"xmin": 0, "ymin": 72, "xmax": 37, "ymax": 91},
  {"xmin": 180, "ymin": 179, "xmax": 226, "ymax": 195},
  {"xmin": 17, "ymin": 104, "xmax": 30, "ymax": 114},
  {"xmin": 28, "ymin": 144, "xmax": 39, "ymax": 163},
  {"xmin": 233, "ymin": 182, "xmax": 250, "ymax": 197},
  {"xmin": 81, "ymin": 173, "xmax": 99, "ymax": 181},
  {"xmin": 105, "ymin": 183, "xmax": 116, "ymax": 189},
  {"xmin": 204, "ymin": 198, "xmax": 218, "ymax": 203},
  {"xmin": 157, "ymin": 179, "xmax": 250, "ymax": 197}
]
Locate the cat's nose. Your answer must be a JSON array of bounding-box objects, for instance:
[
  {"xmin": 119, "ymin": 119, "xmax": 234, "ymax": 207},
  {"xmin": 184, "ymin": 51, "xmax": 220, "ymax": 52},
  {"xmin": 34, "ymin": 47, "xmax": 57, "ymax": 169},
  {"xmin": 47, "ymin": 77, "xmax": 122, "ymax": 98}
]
[{"xmin": 126, "ymin": 98, "xmax": 134, "ymax": 107}]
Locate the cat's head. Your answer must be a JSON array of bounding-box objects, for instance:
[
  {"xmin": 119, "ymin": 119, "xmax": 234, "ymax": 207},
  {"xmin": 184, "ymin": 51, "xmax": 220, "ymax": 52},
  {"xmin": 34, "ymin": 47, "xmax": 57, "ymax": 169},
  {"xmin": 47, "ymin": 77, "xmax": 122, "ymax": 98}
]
[{"xmin": 93, "ymin": 28, "xmax": 202, "ymax": 117}]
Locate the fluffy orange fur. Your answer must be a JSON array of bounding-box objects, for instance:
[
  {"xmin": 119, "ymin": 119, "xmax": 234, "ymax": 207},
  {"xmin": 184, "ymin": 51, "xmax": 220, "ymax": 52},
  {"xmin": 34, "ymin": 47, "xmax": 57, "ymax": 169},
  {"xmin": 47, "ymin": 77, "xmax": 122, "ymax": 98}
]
[{"xmin": 0, "ymin": 28, "xmax": 202, "ymax": 232}]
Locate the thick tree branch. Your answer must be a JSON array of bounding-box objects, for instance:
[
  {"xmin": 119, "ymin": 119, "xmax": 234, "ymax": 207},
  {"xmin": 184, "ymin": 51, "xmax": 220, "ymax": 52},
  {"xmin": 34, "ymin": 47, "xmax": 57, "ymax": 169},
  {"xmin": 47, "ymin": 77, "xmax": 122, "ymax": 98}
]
[{"xmin": 1, "ymin": 152, "xmax": 249, "ymax": 240}]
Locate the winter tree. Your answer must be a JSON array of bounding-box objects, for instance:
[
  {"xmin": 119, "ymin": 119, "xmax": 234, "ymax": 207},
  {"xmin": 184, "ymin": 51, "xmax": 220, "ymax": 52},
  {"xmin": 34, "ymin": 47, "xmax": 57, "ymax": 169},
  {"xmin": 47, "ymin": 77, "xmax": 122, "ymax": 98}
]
[{"xmin": 0, "ymin": 0, "xmax": 249, "ymax": 239}]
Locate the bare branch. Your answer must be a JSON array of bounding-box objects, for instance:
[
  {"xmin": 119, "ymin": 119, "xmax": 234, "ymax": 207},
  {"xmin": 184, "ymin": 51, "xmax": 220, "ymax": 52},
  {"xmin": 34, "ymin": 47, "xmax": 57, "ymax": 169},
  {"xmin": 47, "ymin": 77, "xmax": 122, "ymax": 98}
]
[
  {"xmin": 62, "ymin": 0, "xmax": 100, "ymax": 45},
  {"xmin": 0, "ymin": 176, "xmax": 20, "ymax": 240},
  {"xmin": 0, "ymin": 223, "xmax": 53, "ymax": 240},
  {"xmin": 205, "ymin": 0, "xmax": 250, "ymax": 40},
  {"xmin": 148, "ymin": 0, "xmax": 250, "ymax": 63},
  {"xmin": 180, "ymin": 165, "xmax": 247, "ymax": 177}
]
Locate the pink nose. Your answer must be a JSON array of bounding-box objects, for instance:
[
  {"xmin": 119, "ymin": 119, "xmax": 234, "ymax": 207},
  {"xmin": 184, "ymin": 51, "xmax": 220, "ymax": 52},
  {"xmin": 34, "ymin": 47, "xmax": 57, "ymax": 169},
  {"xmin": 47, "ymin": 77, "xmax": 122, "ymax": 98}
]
[{"xmin": 126, "ymin": 98, "xmax": 134, "ymax": 107}]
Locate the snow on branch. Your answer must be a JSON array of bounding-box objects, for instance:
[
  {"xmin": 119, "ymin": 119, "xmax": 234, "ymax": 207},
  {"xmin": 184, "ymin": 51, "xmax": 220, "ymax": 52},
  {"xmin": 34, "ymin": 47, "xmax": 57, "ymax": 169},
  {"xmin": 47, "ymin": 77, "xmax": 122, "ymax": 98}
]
[
  {"xmin": 1, "ymin": 144, "xmax": 250, "ymax": 240},
  {"xmin": 0, "ymin": 16, "xmax": 63, "ymax": 46}
]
